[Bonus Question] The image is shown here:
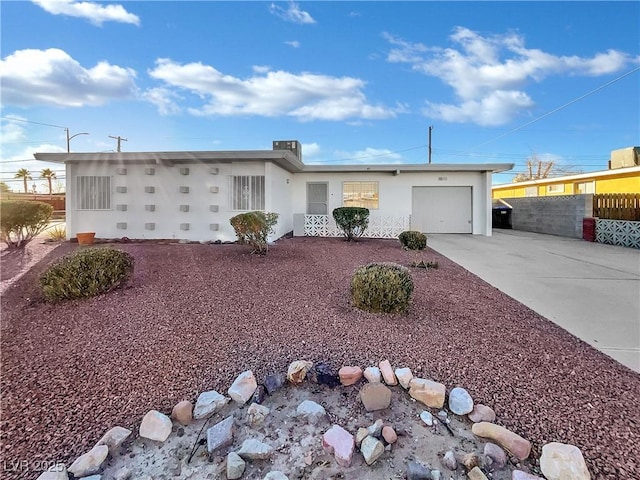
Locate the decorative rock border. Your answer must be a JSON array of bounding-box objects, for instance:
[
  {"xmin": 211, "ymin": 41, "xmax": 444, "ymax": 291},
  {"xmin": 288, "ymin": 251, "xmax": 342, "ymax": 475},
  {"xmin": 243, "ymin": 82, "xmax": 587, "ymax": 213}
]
[{"xmin": 37, "ymin": 359, "xmax": 591, "ymax": 480}]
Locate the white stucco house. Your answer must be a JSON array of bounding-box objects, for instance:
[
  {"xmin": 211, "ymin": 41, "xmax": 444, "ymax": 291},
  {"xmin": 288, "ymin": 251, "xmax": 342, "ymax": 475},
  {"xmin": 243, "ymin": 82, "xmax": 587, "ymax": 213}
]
[{"xmin": 34, "ymin": 141, "xmax": 513, "ymax": 241}]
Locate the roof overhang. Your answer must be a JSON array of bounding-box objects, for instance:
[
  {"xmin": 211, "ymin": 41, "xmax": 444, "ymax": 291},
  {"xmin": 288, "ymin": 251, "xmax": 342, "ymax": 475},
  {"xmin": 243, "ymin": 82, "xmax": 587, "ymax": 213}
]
[
  {"xmin": 33, "ymin": 150, "xmax": 306, "ymax": 173},
  {"xmin": 301, "ymin": 163, "xmax": 514, "ymax": 174},
  {"xmin": 492, "ymin": 164, "xmax": 640, "ymax": 188}
]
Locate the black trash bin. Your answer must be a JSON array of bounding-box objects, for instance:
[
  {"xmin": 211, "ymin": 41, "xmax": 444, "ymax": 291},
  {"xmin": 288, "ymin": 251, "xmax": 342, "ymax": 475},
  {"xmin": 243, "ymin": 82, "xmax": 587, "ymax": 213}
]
[{"xmin": 492, "ymin": 206, "xmax": 512, "ymax": 229}]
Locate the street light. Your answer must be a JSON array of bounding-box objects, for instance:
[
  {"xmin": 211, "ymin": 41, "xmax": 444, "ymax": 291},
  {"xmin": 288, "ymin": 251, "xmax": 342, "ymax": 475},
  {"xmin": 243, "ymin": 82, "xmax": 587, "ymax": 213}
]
[{"xmin": 66, "ymin": 128, "xmax": 90, "ymax": 152}]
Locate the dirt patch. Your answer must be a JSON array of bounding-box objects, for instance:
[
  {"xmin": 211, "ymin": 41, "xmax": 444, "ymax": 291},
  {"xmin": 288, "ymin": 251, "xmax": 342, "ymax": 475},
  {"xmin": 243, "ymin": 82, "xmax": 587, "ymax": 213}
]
[{"xmin": 1, "ymin": 237, "xmax": 638, "ymax": 479}]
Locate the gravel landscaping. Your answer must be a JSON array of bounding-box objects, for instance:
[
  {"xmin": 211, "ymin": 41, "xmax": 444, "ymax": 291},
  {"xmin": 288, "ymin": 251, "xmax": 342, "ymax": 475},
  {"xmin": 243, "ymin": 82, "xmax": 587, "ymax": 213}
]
[{"xmin": 1, "ymin": 237, "xmax": 638, "ymax": 479}]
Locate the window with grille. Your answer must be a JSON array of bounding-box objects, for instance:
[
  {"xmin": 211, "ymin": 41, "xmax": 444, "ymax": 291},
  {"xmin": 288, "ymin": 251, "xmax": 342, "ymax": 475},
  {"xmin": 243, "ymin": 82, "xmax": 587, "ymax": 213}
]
[
  {"xmin": 343, "ymin": 181, "xmax": 379, "ymax": 209},
  {"xmin": 76, "ymin": 176, "xmax": 111, "ymax": 210},
  {"xmin": 229, "ymin": 175, "xmax": 265, "ymax": 210}
]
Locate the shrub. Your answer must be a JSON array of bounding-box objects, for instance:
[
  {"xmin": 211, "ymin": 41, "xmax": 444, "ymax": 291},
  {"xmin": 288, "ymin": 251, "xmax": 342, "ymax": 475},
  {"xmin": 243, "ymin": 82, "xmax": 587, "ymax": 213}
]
[
  {"xmin": 230, "ymin": 211, "xmax": 279, "ymax": 255},
  {"xmin": 1, "ymin": 200, "xmax": 53, "ymax": 249},
  {"xmin": 351, "ymin": 262, "xmax": 414, "ymax": 313},
  {"xmin": 399, "ymin": 230, "xmax": 427, "ymax": 250},
  {"xmin": 332, "ymin": 207, "xmax": 369, "ymax": 241},
  {"xmin": 40, "ymin": 247, "xmax": 134, "ymax": 302},
  {"xmin": 46, "ymin": 225, "xmax": 67, "ymax": 242}
]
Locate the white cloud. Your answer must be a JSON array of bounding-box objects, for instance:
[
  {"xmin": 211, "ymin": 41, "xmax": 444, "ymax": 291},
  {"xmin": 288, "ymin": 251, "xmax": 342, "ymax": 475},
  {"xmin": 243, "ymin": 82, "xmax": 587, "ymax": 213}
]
[
  {"xmin": 335, "ymin": 147, "xmax": 403, "ymax": 164},
  {"xmin": 285, "ymin": 40, "xmax": 301, "ymax": 49},
  {"xmin": 252, "ymin": 65, "xmax": 271, "ymax": 74},
  {"xmin": 0, "ymin": 48, "xmax": 138, "ymax": 107},
  {"xmin": 269, "ymin": 1, "xmax": 315, "ymax": 24},
  {"xmin": 32, "ymin": 0, "xmax": 140, "ymax": 26},
  {"xmin": 147, "ymin": 59, "xmax": 399, "ymax": 122},
  {"xmin": 141, "ymin": 87, "xmax": 182, "ymax": 115},
  {"xmin": 386, "ymin": 27, "xmax": 637, "ymax": 126},
  {"xmin": 0, "ymin": 117, "xmax": 28, "ymax": 145},
  {"xmin": 301, "ymin": 142, "xmax": 320, "ymax": 158}
]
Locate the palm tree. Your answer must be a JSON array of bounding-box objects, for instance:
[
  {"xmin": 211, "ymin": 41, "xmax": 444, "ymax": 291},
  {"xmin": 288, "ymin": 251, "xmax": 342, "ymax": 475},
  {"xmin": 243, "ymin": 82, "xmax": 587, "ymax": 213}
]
[
  {"xmin": 15, "ymin": 168, "xmax": 32, "ymax": 194},
  {"xmin": 40, "ymin": 168, "xmax": 57, "ymax": 197}
]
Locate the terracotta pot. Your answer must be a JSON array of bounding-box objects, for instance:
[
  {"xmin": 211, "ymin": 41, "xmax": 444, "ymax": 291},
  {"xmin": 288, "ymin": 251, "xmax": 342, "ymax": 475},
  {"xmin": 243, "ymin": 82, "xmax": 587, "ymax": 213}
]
[{"xmin": 76, "ymin": 232, "xmax": 96, "ymax": 245}]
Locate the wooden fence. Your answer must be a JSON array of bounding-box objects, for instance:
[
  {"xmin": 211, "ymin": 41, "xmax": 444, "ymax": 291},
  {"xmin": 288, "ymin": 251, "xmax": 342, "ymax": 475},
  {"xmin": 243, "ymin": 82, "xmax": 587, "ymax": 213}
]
[{"xmin": 593, "ymin": 193, "xmax": 640, "ymax": 221}]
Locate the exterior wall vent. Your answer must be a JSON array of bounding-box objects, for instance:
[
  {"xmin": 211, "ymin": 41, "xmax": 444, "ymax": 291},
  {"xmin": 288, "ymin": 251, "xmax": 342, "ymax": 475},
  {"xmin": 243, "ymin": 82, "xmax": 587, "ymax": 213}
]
[
  {"xmin": 210, "ymin": 223, "xmax": 220, "ymax": 231},
  {"xmin": 210, "ymin": 167, "xmax": 219, "ymax": 175},
  {"xmin": 209, "ymin": 186, "xmax": 219, "ymax": 193},
  {"xmin": 116, "ymin": 186, "xmax": 127, "ymax": 193},
  {"xmin": 180, "ymin": 205, "xmax": 190, "ymax": 212},
  {"xmin": 145, "ymin": 223, "xmax": 155, "ymax": 230},
  {"xmin": 145, "ymin": 168, "xmax": 155, "ymax": 175},
  {"xmin": 210, "ymin": 205, "xmax": 219, "ymax": 212},
  {"xmin": 116, "ymin": 222, "xmax": 127, "ymax": 229},
  {"xmin": 180, "ymin": 223, "xmax": 190, "ymax": 231},
  {"xmin": 145, "ymin": 204, "xmax": 155, "ymax": 212},
  {"xmin": 180, "ymin": 167, "xmax": 190, "ymax": 175},
  {"xmin": 180, "ymin": 186, "xmax": 189, "ymax": 194},
  {"xmin": 145, "ymin": 186, "xmax": 155, "ymax": 193},
  {"xmin": 116, "ymin": 168, "xmax": 127, "ymax": 175},
  {"xmin": 116, "ymin": 204, "xmax": 127, "ymax": 211}
]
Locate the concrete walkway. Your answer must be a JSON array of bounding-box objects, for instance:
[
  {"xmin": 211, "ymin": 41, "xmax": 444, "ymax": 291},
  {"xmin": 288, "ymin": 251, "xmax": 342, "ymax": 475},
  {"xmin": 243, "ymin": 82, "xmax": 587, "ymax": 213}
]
[{"xmin": 428, "ymin": 230, "xmax": 640, "ymax": 372}]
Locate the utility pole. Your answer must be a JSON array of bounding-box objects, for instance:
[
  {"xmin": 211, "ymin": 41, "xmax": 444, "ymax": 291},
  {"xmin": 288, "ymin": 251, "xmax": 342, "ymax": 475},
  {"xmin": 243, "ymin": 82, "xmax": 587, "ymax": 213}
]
[
  {"xmin": 428, "ymin": 125, "xmax": 434, "ymax": 164},
  {"xmin": 109, "ymin": 135, "xmax": 128, "ymax": 152}
]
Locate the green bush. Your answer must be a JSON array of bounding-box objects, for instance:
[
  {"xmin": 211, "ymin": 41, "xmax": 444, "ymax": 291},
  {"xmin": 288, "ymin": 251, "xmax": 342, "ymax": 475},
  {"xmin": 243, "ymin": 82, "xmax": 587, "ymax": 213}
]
[
  {"xmin": 332, "ymin": 207, "xmax": 370, "ymax": 241},
  {"xmin": 351, "ymin": 262, "xmax": 414, "ymax": 313},
  {"xmin": 399, "ymin": 230, "xmax": 427, "ymax": 250},
  {"xmin": 1, "ymin": 200, "xmax": 53, "ymax": 248},
  {"xmin": 40, "ymin": 248, "xmax": 134, "ymax": 302},
  {"xmin": 230, "ymin": 211, "xmax": 279, "ymax": 255}
]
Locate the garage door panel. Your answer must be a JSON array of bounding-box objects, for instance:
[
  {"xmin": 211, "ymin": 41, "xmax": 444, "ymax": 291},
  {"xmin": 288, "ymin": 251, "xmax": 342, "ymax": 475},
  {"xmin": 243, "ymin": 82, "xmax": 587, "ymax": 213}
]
[{"xmin": 411, "ymin": 186, "xmax": 472, "ymax": 233}]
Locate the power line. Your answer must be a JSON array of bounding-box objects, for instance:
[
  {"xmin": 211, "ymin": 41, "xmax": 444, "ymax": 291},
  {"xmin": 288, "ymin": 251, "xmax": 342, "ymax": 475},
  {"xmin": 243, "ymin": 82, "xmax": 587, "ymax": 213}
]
[{"xmin": 0, "ymin": 116, "xmax": 66, "ymax": 130}]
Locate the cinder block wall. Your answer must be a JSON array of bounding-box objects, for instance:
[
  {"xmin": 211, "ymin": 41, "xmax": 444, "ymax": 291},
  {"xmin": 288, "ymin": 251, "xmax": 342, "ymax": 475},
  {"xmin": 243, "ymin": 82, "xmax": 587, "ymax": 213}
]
[{"xmin": 502, "ymin": 194, "xmax": 594, "ymax": 238}]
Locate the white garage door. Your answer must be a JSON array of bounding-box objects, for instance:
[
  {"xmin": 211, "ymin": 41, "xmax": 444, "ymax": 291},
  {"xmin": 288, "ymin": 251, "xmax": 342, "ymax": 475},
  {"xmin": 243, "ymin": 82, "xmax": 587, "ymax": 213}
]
[{"xmin": 411, "ymin": 186, "xmax": 472, "ymax": 233}]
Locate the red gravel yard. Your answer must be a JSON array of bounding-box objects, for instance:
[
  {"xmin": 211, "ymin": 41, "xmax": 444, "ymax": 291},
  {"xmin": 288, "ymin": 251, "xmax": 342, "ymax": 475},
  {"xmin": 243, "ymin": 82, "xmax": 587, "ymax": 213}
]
[{"xmin": 1, "ymin": 237, "xmax": 638, "ymax": 479}]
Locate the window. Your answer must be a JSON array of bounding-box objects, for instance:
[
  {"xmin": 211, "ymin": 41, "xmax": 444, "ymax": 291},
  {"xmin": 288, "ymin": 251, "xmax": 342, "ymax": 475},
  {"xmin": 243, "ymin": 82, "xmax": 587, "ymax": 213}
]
[
  {"xmin": 574, "ymin": 181, "xmax": 595, "ymax": 194},
  {"xmin": 76, "ymin": 176, "xmax": 111, "ymax": 210},
  {"xmin": 547, "ymin": 184, "xmax": 565, "ymax": 194},
  {"xmin": 524, "ymin": 186, "xmax": 537, "ymax": 197},
  {"xmin": 343, "ymin": 181, "xmax": 379, "ymax": 209},
  {"xmin": 229, "ymin": 175, "xmax": 265, "ymax": 210}
]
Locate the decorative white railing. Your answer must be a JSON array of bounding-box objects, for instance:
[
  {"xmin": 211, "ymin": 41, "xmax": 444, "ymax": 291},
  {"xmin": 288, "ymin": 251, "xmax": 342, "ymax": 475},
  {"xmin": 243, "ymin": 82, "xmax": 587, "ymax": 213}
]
[
  {"xmin": 304, "ymin": 214, "xmax": 410, "ymax": 239},
  {"xmin": 596, "ymin": 219, "xmax": 640, "ymax": 249}
]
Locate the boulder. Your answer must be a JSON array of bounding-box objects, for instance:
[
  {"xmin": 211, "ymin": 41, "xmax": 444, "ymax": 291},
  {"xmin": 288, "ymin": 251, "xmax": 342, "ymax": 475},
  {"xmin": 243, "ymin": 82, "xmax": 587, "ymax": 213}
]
[
  {"xmin": 471, "ymin": 422, "xmax": 531, "ymax": 460},
  {"xmin": 338, "ymin": 366, "xmax": 363, "ymax": 386},
  {"xmin": 287, "ymin": 360, "xmax": 313, "ymax": 384},
  {"xmin": 95, "ymin": 426, "xmax": 132, "ymax": 453},
  {"xmin": 226, "ymin": 452, "xmax": 246, "ymax": 480},
  {"xmin": 363, "ymin": 366, "xmax": 382, "ymax": 383},
  {"xmin": 360, "ymin": 435, "xmax": 385, "ymax": 465},
  {"xmin": 228, "ymin": 370, "xmax": 258, "ymax": 404},
  {"xmin": 359, "ymin": 382, "xmax": 392, "ymax": 412},
  {"xmin": 247, "ymin": 403, "xmax": 270, "ymax": 426},
  {"xmin": 409, "ymin": 378, "xmax": 446, "ymax": 408},
  {"xmin": 395, "ymin": 367, "xmax": 413, "ymax": 389},
  {"xmin": 139, "ymin": 410, "xmax": 172, "ymax": 442},
  {"xmin": 379, "ymin": 360, "xmax": 397, "ymax": 385},
  {"xmin": 322, "ymin": 424, "xmax": 355, "ymax": 467},
  {"xmin": 171, "ymin": 400, "xmax": 193, "ymax": 426},
  {"xmin": 296, "ymin": 400, "xmax": 327, "ymax": 425},
  {"xmin": 207, "ymin": 415, "xmax": 235, "ymax": 453},
  {"xmin": 193, "ymin": 390, "xmax": 228, "ymax": 419},
  {"xmin": 68, "ymin": 445, "xmax": 109, "ymax": 477},
  {"xmin": 237, "ymin": 438, "xmax": 274, "ymax": 460},
  {"xmin": 468, "ymin": 404, "xmax": 496, "ymax": 423},
  {"xmin": 448, "ymin": 387, "xmax": 474, "ymax": 415},
  {"xmin": 539, "ymin": 442, "xmax": 591, "ymax": 480}
]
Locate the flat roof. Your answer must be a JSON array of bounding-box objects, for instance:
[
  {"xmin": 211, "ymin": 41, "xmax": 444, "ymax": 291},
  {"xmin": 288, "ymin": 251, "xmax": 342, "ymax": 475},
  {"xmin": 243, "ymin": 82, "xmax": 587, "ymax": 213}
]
[
  {"xmin": 34, "ymin": 151, "xmax": 513, "ymax": 174},
  {"xmin": 493, "ymin": 165, "xmax": 640, "ymax": 188}
]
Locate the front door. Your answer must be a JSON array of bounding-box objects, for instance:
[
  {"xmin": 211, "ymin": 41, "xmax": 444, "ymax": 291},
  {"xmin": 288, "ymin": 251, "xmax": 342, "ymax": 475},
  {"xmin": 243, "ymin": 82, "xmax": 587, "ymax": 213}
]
[{"xmin": 307, "ymin": 183, "xmax": 328, "ymax": 214}]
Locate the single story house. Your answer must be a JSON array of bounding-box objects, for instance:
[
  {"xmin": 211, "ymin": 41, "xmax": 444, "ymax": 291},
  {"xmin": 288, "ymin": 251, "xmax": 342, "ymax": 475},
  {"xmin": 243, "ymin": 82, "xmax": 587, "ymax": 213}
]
[{"xmin": 34, "ymin": 141, "xmax": 513, "ymax": 242}]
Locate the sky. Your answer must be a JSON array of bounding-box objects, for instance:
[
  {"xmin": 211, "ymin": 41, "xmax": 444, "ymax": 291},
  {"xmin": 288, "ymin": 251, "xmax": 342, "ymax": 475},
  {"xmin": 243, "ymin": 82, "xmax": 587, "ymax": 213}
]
[{"xmin": 1, "ymin": 1, "xmax": 639, "ymax": 193}]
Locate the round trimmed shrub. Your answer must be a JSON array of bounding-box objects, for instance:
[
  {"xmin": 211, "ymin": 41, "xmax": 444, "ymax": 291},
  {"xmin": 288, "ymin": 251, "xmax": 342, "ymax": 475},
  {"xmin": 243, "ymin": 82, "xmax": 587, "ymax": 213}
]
[
  {"xmin": 399, "ymin": 230, "xmax": 427, "ymax": 250},
  {"xmin": 40, "ymin": 247, "xmax": 134, "ymax": 302},
  {"xmin": 351, "ymin": 262, "xmax": 414, "ymax": 313}
]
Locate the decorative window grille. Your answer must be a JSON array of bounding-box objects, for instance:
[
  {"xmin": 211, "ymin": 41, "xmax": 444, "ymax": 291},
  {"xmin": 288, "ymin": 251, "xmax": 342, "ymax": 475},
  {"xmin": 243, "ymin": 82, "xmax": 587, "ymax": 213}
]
[
  {"xmin": 343, "ymin": 181, "xmax": 379, "ymax": 209},
  {"xmin": 77, "ymin": 176, "xmax": 111, "ymax": 210},
  {"xmin": 229, "ymin": 175, "xmax": 265, "ymax": 210}
]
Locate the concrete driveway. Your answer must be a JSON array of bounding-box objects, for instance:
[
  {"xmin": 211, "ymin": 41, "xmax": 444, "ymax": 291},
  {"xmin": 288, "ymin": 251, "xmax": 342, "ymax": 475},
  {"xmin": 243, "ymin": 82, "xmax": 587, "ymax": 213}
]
[{"xmin": 428, "ymin": 230, "xmax": 640, "ymax": 372}]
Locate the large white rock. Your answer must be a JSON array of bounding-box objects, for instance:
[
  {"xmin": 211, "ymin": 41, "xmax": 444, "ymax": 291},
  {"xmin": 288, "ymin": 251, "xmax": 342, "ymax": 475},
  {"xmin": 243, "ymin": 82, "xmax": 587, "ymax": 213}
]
[
  {"xmin": 360, "ymin": 435, "xmax": 385, "ymax": 465},
  {"xmin": 193, "ymin": 390, "xmax": 229, "ymax": 419},
  {"xmin": 228, "ymin": 370, "xmax": 258, "ymax": 404},
  {"xmin": 95, "ymin": 426, "xmax": 132, "ymax": 453},
  {"xmin": 540, "ymin": 442, "xmax": 591, "ymax": 480},
  {"xmin": 448, "ymin": 387, "xmax": 474, "ymax": 415},
  {"xmin": 237, "ymin": 438, "xmax": 274, "ymax": 460},
  {"xmin": 394, "ymin": 367, "xmax": 413, "ymax": 389},
  {"xmin": 226, "ymin": 451, "xmax": 245, "ymax": 480},
  {"xmin": 363, "ymin": 366, "xmax": 381, "ymax": 383},
  {"xmin": 296, "ymin": 400, "xmax": 327, "ymax": 425},
  {"xmin": 139, "ymin": 410, "xmax": 172, "ymax": 442},
  {"xmin": 68, "ymin": 445, "xmax": 109, "ymax": 477}
]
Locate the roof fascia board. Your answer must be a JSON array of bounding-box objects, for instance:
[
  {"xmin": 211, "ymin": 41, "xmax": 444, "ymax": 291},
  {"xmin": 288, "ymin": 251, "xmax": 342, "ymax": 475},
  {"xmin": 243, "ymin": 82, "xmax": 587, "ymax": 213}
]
[{"xmin": 493, "ymin": 165, "xmax": 640, "ymax": 188}]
